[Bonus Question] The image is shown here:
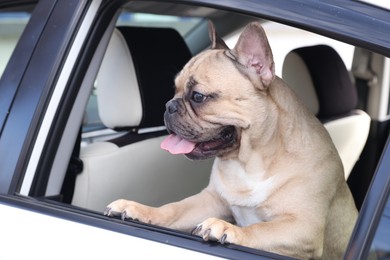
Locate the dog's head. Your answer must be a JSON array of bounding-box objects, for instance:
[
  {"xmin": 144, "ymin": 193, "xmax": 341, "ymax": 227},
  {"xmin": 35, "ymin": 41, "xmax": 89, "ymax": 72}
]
[{"xmin": 161, "ymin": 21, "xmax": 275, "ymax": 160}]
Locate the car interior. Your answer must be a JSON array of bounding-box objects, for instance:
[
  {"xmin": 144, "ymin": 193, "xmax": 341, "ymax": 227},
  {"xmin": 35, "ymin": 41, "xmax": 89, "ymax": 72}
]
[
  {"xmin": 71, "ymin": 26, "xmax": 214, "ymax": 210},
  {"xmin": 66, "ymin": 5, "xmax": 257, "ymax": 211},
  {"xmin": 58, "ymin": 1, "xmax": 387, "ymax": 215},
  {"xmin": 282, "ymin": 45, "xmax": 371, "ymax": 179}
]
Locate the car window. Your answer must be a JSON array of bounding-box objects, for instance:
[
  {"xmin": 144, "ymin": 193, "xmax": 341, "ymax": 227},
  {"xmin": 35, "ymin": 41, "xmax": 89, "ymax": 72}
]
[
  {"xmin": 0, "ymin": 12, "xmax": 31, "ymax": 78},
  {"xmin": 72, "ymin": 7, "xmax": 371, "ymax": 256},
  {"xmin": 369, "ymin": 194, "xmax": 390, "ymax": 258}
]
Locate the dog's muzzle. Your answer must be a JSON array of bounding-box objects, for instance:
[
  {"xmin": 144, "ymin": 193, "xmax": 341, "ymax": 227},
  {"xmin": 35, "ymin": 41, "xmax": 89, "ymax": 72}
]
[{"xmin": 162, "ymin": 99, "xmax": 239, "ymax": 160}]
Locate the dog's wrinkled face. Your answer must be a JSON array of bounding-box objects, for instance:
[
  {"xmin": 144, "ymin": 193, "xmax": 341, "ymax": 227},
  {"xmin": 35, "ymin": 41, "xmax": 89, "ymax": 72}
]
[{"xmin": 161, "ymin": 22, "xmax": 275, "ymax": 160}]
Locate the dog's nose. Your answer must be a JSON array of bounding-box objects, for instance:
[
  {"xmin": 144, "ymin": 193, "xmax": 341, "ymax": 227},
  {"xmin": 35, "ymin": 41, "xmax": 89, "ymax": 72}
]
[{"xmin": 166, "ymin": 100, "xmax": 179, "ymax": 114}]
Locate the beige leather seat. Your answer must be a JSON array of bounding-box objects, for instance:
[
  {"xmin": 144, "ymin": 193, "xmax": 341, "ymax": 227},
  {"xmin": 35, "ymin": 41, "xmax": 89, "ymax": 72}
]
[
  {"xmin": 282, "ymin": 45, "xmax": 370, "ymax": 179},
  {"xmin": 72, "ymin": 27, "xmax": 213, "ymax": 211}
]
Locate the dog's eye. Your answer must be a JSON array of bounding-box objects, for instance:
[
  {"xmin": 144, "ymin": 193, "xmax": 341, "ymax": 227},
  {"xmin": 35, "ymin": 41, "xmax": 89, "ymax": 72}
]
[{"xmin": 192, "ymin": 91, "xmax": 207, "ymax": 103}]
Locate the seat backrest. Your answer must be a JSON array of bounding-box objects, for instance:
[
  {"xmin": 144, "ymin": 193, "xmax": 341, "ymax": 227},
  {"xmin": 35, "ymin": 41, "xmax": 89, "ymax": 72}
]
[
  {"xmin": 72, "ymin": 27, "xmax": 213, "ymax": 211},
  {"xmin": 282, "ymin": 45, "xmax": 370, "ymax": 179}
]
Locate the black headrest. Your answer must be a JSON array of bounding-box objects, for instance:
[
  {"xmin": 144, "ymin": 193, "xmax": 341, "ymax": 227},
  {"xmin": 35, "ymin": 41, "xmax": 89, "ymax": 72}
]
[
  {"xmin": 118, "ymin": 26, "xmax": 192, "ymax": 129},
  {"xmin": 294, "ymin": 45, "xmax": 357, "ymax": 120}
]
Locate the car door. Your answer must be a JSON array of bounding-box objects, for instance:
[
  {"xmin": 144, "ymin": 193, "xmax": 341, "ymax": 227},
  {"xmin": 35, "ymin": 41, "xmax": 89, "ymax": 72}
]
[
  {"xmin": 1, "ymin": 1, "xmax": 390, "ymax": 260},
  {"xmin": 0, "ymin": 0, "xmax": 221, "ymax": 259},
  {"xmin": 0, "ymin": 1, "xmax": 268, "ymax": 259}
]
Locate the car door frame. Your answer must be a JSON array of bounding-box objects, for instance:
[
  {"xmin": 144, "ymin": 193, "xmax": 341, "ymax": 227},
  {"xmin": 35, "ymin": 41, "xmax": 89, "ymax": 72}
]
[
  {"xmin": 0, "ymin": 0, "xmax": 96, "ymax": 193},
  {"xmin": 0, "ymin": 0, "xmax": 285, "ymax": 259}
]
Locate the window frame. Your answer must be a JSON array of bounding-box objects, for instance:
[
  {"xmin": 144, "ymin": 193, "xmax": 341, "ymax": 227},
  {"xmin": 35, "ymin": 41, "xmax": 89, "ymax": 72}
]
[{"xmin": 0, "ymin": 0, "xmax": 58, "ymax": 193}]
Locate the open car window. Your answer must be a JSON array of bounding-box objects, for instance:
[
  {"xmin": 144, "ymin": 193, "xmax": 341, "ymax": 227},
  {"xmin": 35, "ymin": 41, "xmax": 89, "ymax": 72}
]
[
  {"xmin": 67, "ymin": 0, "xmax": 377, "ymax": 255},
  {"xmin": 68, "ymin": 1, "xmax": 385, "ymax": 256}
]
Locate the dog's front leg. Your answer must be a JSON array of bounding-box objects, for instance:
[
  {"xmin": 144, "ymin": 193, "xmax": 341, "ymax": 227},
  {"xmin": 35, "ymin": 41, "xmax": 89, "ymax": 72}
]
[
  {"xmin": 192, "ymin": 215, "xmax": 324, "ymax": 259},
  {"xmin": 105, "ymin": 187, "xmax": 231, "ymax": 232}
]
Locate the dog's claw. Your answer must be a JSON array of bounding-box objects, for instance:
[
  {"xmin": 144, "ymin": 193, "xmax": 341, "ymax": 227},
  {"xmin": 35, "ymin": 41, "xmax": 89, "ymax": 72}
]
[
  {"xmin": 191, "ymin": 224, "xmax": 202, "ymax": 235},
  {"xmin": 121, "ymin": 211, "xmax": 127, "ymax": 221},
  {"xmin": 220, "ymin": 234, "xmax": 227, "ymax": 244},
  {"xmin": 104, "ymin": 207, "xmax": 111, "ymax": 216},
  {"xmin": 203, "ymin": 229, "xmax": 211, "ymax": 241}
]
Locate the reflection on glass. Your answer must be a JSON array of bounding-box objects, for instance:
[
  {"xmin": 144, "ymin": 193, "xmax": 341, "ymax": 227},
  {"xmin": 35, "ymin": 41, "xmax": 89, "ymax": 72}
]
[{"xmin": 370, "ymin": 195, "xmax": 390, "ymax": 259}]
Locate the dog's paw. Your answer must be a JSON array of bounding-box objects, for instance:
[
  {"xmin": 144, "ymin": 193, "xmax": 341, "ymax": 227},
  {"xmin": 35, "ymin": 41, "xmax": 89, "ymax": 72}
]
[
  {"xmin": 192, "ymin": 217, "xmax": 242, "ymax": 245},
  {"xmin": 104, "ymin": 199, "xmax": 153, "ymax": 223}
]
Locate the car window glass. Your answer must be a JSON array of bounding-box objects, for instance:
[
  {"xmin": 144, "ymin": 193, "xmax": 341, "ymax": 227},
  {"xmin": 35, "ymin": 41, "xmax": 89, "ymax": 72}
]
[
  {"xmin": 0, "ymin": 12, "xmax": 31, "ymax": 78},
  {"xmin": 116, "ymin": 12, "xmax": 202, "ymax": 36},
  {"xmin": 369, "ymin": 194, "xmax": 390, "ymax": 258}
]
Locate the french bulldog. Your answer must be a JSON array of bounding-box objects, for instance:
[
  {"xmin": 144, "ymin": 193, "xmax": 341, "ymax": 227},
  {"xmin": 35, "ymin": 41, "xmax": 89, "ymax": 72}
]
[{"xmin": 105, "ymin": 21, "xmax": 358, "ymax": 259}]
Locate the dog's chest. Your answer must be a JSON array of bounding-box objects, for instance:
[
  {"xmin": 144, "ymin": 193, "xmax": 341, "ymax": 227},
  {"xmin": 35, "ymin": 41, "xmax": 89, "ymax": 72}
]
[
  {"xmin": 211, "ymin": 159, "xmax": 274, "ymax": 225},
  {"xmin": 230, "ymin": 206, "xmax": 265, "ymax": 227}
]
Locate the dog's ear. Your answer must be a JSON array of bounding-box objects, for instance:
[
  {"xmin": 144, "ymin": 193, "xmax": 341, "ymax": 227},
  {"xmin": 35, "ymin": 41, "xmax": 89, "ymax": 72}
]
[
  {"xmin": 208, "ymin": 20, "xmax": 229, "ymax": 50},
  {"xmin": 232, "ymin": 22, "xmax": 275, "ymax": 89}
]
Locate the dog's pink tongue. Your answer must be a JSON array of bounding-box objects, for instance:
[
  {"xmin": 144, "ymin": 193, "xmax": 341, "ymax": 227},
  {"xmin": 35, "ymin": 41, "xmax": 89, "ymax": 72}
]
[{"xmin": 161, "ymin": 134, "xmax": 196, "ymax": 154}]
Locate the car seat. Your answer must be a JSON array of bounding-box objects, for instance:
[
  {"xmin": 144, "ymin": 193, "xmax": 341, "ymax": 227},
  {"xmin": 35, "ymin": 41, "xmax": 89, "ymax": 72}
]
[
  {"xmin": 72, "ymin": 27, "xmax": 213, "ymax": 211},
  {"xmin": 282, "ymin": 45, "xmax": 370, "ymax": 179}
]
